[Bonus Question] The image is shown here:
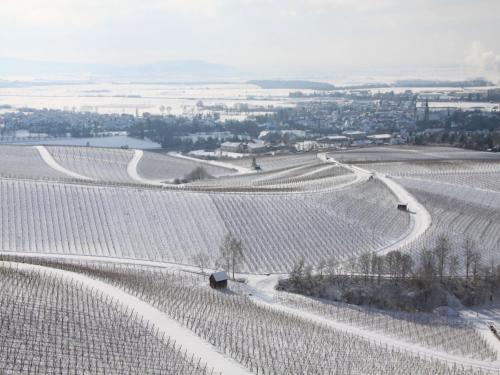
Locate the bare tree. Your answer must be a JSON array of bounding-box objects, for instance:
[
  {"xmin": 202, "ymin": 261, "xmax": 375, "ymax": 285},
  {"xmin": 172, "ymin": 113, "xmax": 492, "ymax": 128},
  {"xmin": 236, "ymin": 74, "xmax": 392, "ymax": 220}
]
[
  {"xmin": 290, "ymin": 257, "xmax": 305, "ymax": 286},
  {"xmin": 419, "ymin": 248, "xmax": 436, "ymax": 281},
  {"xmin": 185, "ymin": 166, "xmax": 213, "ymax": 182},
  {"xmin": 448, "ymin": 255, "xmax": 459, "ymax": 278},
  {"xmin": 326, "ymin": 257, "xmax": 337, "ymax": 278},
  {"xmin": 191, "ymin": 252, "xmax": 211, "ymax": 275},
  {"xmin": 433, "ymin": 235, "xmax": 450, "ymax": 281},
  {"xmin": 358, "ymin": 252, "xmax": 372, "ymax": 279},
  {"xmin": 316, "ymin": 258, "xmax": 327, "ymax": 279},
  {"xmin": 385, "ymin": 251, "xmax": 399, "ymax": 278},
  {"xmin": 400, "ymin": 253, "xmax": 414, "ymax": 279},
  {"xmin": 371, "ymin": 254, "xmax": 384, "ymax": 284},
  {"xmin": 471, "ymin": 251, "xmax": 482, "ymax": 281},
  {"xmin": 219, "ymin": 233, "xmax": 244, "ymax": 279},
  {"xmin": 463, "ymin": 237, "xmax": 475, "ymax": 280}
]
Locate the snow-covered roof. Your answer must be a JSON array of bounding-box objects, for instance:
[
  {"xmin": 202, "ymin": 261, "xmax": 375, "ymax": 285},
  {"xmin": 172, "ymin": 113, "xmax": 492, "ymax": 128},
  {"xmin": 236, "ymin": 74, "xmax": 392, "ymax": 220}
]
[
  {"xmin": 247, "ymin": 142, "xmax": 266, "ymax": 150},
  {"xmin": 367, "ymin": 134, "xmax": 392, "ymax": 140},
  {"xmin": 211, "ymin": 271, "xmax": 228, "ymax": 282},
  {"xmin": 327, "ymin": 135, "xmax": 349, "ymax": 140},
  {"xmin": 221, "ymin": 142, "xmax": 242, "ymax": 147}
]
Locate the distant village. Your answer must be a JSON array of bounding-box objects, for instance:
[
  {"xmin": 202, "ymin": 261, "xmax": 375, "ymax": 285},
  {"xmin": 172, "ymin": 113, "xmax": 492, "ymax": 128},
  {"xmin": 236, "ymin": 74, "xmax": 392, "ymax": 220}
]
[{"xmin": 1, "ymin": 86, "xmax": 499, "ymax": 155}]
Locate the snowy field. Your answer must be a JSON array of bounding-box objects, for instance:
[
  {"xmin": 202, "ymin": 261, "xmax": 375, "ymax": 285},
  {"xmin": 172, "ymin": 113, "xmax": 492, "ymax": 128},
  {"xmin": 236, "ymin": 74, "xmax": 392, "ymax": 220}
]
[
  {"xmin": 6, "ymin": 259, "xmax": 496, "ymax": 375},
  {"xmin": 0, "ymin": 262, "xmax": 212, "ymax": 374},
  {"xmin": 46, "ymin": 146, "xmax": 137, "ymax": 183},
  {"xmin": 0, "ymin": 176, "xmax": 410, "ymax": 273},
  {"xmin": 2, "ymin": 144, "xmax": 500, "ymax": 374},
  {"xmin": 354, "ymin": 157, "xmax": 500, "ymax": 265},
  {"xmin": 138, "ymin": 151, "xmax": 236, "ymax": 182},
  {"xmin": 329, "ymin": 146, "xmax": 500, "ymax": 163},
  {"xmin": 0, "ymin": 145, "xmax": 68, "ymax": 180},
  {"xmin": 5, "ymin": 135, "xmax": 162, "ymax": 149}
]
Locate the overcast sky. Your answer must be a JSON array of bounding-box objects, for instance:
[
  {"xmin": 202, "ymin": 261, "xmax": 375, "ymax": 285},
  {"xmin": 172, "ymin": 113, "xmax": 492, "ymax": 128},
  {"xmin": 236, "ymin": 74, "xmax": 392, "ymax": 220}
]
[{"xmin": 1, "ymin": 0, "xmax": 499, "ymax": 79}]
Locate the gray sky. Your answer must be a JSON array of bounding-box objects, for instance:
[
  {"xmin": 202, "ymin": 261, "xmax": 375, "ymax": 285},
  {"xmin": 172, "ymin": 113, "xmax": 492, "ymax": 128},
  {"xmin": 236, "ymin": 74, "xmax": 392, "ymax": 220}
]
[{"xmin": 1, "ymin": 0, "xmax": 499, "ymax": 79}]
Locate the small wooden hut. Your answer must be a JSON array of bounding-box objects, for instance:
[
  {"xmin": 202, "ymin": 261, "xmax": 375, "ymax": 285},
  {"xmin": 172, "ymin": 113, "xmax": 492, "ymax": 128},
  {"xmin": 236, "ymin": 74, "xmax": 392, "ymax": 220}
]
[
  {"xmin": 209, "ymin": 271, "xmax": 228, "ymax": 289},
  {"xmin": 397, "ymin": 203, "xmax": 408, "ymax": 211}
]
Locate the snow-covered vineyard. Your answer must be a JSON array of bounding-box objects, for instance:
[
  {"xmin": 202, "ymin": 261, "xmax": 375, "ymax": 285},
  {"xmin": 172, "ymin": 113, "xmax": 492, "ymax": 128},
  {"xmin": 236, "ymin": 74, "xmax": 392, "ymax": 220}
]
[
  {"xmin": 0, "ymin": 170, "xmax": 409, "ymax": 273},
  {"xmin": 0, "ymin": 263, "xmax": 213, "ymax": 374},
  {"xmin": 1, "ymin": 144, "xmax": 500, "ymax": 374}
]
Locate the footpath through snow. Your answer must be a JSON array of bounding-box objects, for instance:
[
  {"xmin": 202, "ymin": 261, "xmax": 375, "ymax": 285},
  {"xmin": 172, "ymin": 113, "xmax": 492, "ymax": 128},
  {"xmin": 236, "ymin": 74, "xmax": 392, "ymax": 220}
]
[
  {"xmin": 319, "ymin": 153, "xmax": 432, "ymax": 256},
  {"xmin": 244, "ymin": 274, "xmax": 500, "ymax": 372},
  {"xmin": 0, "ymin": 260, "xmax": 251, "ymax": 375},
  {"xmin": 126, "ymin": 149, "xmax": 167, "ymax": 186},
  {"xmin": 5, "ymin": 252, "xmax": 500, "ymax": 372},
  {"xmin": 34, "ymin": 145, "xmax": 94, "ymax": 181}
]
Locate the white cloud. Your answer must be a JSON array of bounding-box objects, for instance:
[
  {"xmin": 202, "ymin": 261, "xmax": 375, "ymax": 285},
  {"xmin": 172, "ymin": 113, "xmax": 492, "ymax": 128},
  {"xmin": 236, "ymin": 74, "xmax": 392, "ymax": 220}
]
[{"xmin": 465, "ymin": 41, "xmax": 500, "ymax": 80}]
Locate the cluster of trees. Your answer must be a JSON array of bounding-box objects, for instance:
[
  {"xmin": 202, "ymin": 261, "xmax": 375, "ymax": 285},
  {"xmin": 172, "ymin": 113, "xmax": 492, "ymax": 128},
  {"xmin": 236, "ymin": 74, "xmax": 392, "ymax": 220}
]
[
  {"xmin": 173, "ymin": 166, "xmax": 213, "ymax": 184},
  {"xmin": 413, "ymin": 112, "xmax": 500, "ymax": 151},
  {"xmin": 191, "ymin": 233, "xmax": 244, "ymax": 279},
  {"xmin": 130, "ymin": 116, "xmax": 260, "ymax": 150},
  {"xmin": 289, "ymin": 235, "xmax": 488, "ymax": 283},
  {"xmin": 282, "ymin": 235, "xmax": 500, "ymax": 310}
]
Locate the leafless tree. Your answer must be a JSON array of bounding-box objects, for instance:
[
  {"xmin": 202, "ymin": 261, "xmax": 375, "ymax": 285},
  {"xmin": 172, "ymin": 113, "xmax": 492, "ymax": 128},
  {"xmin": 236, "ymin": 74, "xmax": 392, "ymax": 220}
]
[
  {"xmin": 471, "ymin": 251, "xmax": 482, "ymax": 281},
  {"xmin": 191, "ymin": 252, "xmax": 211, "ymax": 275},
  {"xmin": 419, "ymin": 248, "xmax": 436, "ymax": 281},
  {"xmin": 448, "ymin": 255, "xmax": 459, "ymax": 278},
  {"xmin": 463, "ymin": 237, "xmax": 475, "ymax": 280},
  {"xmin": 385, "ymin": 251, "xmax": 399, "ymax": 278},
  {"xmin": 371, "ymin": 254, "xmax": 384, "ymax": 283},
  {"xmin": 400, "ymin": 253, "xmax": 414, "ymax": 279},
  {"xmin": 185, "ymin": 166, "xmax": 212, "ymax": 182},
  {"xmin": 326, "ymin": 256, "xmax": 338, "ymax": 278},
  {"xmin": 433, "ymin": 235, "xmax": 450, "ymax": 281},
  {"xmin": 219, "ymin": 233, "xmax": 244, "ymax": 280},
  {"xmin": 358, "ymin": 252, "xmax": 372, "ymax": 279},
  {"xmin": 316, "ymin": 258, "xmax": 327, "ymax": 278}
]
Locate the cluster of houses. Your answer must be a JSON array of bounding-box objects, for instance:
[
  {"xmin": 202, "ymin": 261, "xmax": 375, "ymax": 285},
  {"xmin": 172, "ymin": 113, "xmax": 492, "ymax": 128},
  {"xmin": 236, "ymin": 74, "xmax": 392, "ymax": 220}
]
[
  {"xmin": 218, "ymin": 130, "xmax": 401, "ymax": 155},
  {"xmin": 220, "ymin": 140, "xmax": 267, "ymax": 154},
  {"xmin": 295, "ymin": 131, "xmax": 402, "ymax": 152}
]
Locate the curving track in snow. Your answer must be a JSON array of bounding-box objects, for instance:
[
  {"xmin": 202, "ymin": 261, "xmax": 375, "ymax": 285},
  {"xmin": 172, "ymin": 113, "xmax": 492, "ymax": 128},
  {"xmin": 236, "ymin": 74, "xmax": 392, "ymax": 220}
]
[
  {"xmin": 34, "ymin": 145, "xmax": 94, "ymax": 181},
  {"xmin": 321, "ymin": 153, "xmax": 432, "ymax": 256},
  {"xmin": 4, "ymin": 251, "xmax": 500, "ymax": 371},
  {"xmin": 245, "ymin": 274, "xmax": 500, "ymax": 373},
  {"xmin": 127, "ymin": 149, "xmax": 167, "ymax": 186},
  {"xmin": 1, "ymin": 260, "xmax": 251, "ymax": 375},
  {"xmin": 373, "ymin": 172, "xmax": 432, "ymax": 255}
]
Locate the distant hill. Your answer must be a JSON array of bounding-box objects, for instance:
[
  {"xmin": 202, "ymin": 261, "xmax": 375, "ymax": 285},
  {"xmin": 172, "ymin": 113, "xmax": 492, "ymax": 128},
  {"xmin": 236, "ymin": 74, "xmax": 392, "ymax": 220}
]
[
  {"xmin": 248, "ymin": 80, "xmax": 335, "ymax": 90},
  {"xmin": 393, "ymin": 79, "xmax": 494, "ymax": 88}
]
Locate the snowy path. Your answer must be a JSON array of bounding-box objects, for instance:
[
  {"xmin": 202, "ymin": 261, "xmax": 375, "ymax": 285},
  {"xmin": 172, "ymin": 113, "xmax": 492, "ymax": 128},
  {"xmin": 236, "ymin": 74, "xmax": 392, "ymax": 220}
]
[
  {"xmin": 169, "ymin": 152, "xmax": 253, "ymax": 174},
  {"xmin": 1, "ymin": 260, "xmax": 251, "ymax": 375},
  {"xmin": 0, "ymin": 251, "xmax": 205, "ymax": 273},
  {"xmin": 5, "ymin": 250, "xmax": 500, "ymax": 371},
  {"xmin": 321, "ymin": 153, "xmax": 432, "ymax": 256},
  {"xmin": 34, "ymin": 145, "xmax": 94, "ymax": 181},
  {"xmin": 460, "ymin": 306, "xmax": 500, "ymax": 361},
  {"xmin": 245, "ymin": 275, "xmax": 500, "ymax": 372},
  {"xmin": 372, "ymin": 173, "xmax": 432, "ymax": 255},
  {"xmin": 127, "ymin": 149, "xmax": 166, "ymax": 186}
]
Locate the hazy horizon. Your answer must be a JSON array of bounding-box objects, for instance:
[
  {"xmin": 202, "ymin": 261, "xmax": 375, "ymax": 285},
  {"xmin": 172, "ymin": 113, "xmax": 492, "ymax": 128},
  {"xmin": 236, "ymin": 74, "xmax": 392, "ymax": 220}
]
[{"xmin": 1, "ymin": 0, "xmax": 500, "ymax": 82}]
